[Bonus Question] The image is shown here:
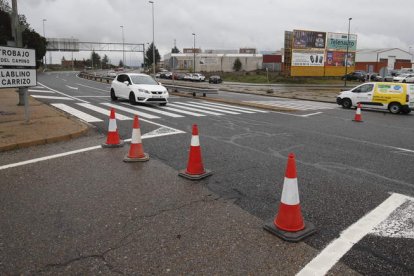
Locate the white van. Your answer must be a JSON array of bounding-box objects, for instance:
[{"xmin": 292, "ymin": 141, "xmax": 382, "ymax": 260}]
[{"xmin": 336, "ymin": 82, "xmax": 414, "ymax": 114}]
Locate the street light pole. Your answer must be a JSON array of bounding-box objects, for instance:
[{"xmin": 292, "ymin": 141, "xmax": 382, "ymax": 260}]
[
  {"xmin": 149, "ymin": 1, "xmax": 156, "ymax": 76},
  {"xmin": 192, "ymin": 33, "xmax": 196, "ymax": 73},
  {"xmin": 42, "ymin": 19, "xmax": 47, "ymax": 69},
  {"xmin": 344, "ymin": 17, "xmax": 352, "ymax": 87},
  {"xmin": 120, "ymin": 25, "xmax": 125, "ymax": 67}
]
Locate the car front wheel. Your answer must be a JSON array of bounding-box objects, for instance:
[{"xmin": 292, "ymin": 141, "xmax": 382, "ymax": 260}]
[
  {"xmin": 129, "ymin": 92, "xmax": 137, "ymax": 105},
  {"xmin": 110, "ymin": 89, "xmax": 118, "ymax": 101},
  {"xmin": 388, "ymin": 103, "xmax": 401, "ymax": 114}
]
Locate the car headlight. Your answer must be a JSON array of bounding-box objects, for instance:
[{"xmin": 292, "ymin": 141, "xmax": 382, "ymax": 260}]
[{"xmin": 138, "ymin": 89, "xmax": 150, "ymax": 94}]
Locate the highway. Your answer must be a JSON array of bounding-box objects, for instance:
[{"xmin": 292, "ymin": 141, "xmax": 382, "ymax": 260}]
[{"xmin": 2, "ymin": 71, "xmax": 414, "ymax": 275}]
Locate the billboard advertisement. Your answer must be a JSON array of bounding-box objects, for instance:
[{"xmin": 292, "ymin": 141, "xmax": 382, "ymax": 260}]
[
  {"xmin": 326, "ymin": 33, "xmax": 357, "ymax": 51},
  {"xmin": 293, "ymin": 30, "xmax": 326, "ymax": 49},
  {"xmin": 325, "ymin": 51, "xmax": 355, "ymax": 67},
  {"xmin": 292, "ymin": 50, "xmax": 325, "ymax": 66}
]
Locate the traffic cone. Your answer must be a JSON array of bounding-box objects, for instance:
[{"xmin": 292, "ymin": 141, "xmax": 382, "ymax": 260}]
[
  {"xmin": 178, "ymin": 124, "xmax": 212, "ymax": 180},
  {"xmin": 353, "ymin": 103, "xmax": 363, "ymax": 122},
  {"xmin": 102, "ymin": 108, "xmax": 124, "ymax": 148},
  {"xmin": 124, "ymin": 115, "xmax": 149, "ymax": 162},
  {"xmin": 264, "ymin": 153, "xmax": 316, "ymax": 242}
]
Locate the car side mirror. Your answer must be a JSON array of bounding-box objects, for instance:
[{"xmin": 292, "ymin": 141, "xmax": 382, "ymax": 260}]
[{"xmin": 123, "ymin": 81, "xmax": 129, "ymax": 86}]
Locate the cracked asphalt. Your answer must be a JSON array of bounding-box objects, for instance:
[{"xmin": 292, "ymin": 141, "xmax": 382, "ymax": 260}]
[{"xmin": 0, "ymin": 132, "xmax": 357, "ymax": 275}]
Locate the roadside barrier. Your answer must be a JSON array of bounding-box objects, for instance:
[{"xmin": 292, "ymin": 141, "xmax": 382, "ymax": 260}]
[
  {"xmin": 124, "ymin": 115, "xmax": 149, "ymax": 162},
  {"xmin": 264, "ymin": 153, "xmax": 316, "ymax": 242},
  {"xmin": 353, "ymin": 103, "xmax": 363, "ymax": 122},
  {"xmin": 178, "ymin": 124, "xmax": 212, "ymax": 180},
  {"xmin": 102, "ymin": 108, "xmax": 124, "ymax": 148}
]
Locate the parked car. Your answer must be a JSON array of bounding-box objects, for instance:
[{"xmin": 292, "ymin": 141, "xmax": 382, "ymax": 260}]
[
  {"xmin": 110, "ymin": 73, "xmax": 169, "ymax": 106},
  {"xmin": 191, "ymin": 73, "xmax": 206, "ymax": 82},
  {"xmin": 183, "ymin": 73, "xmax": 193, "ymax": 81},
  {"xmin": 106, "ymin": 71, "xmax": 117, "ymax": 78},
  {"xmin": 209, "ymin": 75, "xmax": 222, "ymax": 84},
  {"xmin": 172, "ymin": 73, "xmax": 185, "ymax": 80},
  {"xmin": 393, "ymin": 73, "xmax": 414, "ymax": 83},
  {"xmin": 341, "ymin": 71, "xmax": 366, "ymax": 81},
  {"xmin": 159, "ymin": 72, "xmax": 172, "ymax": 79},
  {"xmin": 405, "ymin": 75, "xmax": 414, "ymax": 83}
]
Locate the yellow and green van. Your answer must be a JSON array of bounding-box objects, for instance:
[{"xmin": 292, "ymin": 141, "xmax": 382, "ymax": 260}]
[{"xmin": 337, "ymin": 82, "xmax": 414, "ymax": 114}]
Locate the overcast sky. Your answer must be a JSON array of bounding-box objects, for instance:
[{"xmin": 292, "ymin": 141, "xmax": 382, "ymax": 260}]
[{"xmin": 16, "ymin": 0, "xmax": 414, "ymax": 66}]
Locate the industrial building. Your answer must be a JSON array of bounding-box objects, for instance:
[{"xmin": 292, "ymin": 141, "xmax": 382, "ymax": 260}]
[{"xmin": 354, "ymin": 48, "xmax": 412, "ymax": 73}]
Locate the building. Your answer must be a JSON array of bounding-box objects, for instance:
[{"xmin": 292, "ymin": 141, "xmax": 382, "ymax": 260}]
[
  {"xmin": 164, "ymin": 49, "xmax": 263, "ymax": 72},
  {"xmin": 355, "ymin": 48, "xmax": 413, "ymax": 73}
]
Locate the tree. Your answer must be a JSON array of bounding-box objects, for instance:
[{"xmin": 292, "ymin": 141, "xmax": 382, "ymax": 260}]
[
  {"xmin": 118, "ymin": 59, "xmax": 124, "ymax": 68},
  {"xmin": 233, "ymin": 58, "xmax": 242, "ymax": 72},
  {"xmin": 102, "ymin": 54, "xmax": 109, "ymax": 69},
  {"xmin": 171, "ymin": 46, "xmax": 180, "ymax": 53},
  {"xmin": 145, "ymin": 42, "xmax": 161, "ymax": 68},
  {"xmin": 91, "ymin": 51, "xmax": 101, "ymax": 69}
]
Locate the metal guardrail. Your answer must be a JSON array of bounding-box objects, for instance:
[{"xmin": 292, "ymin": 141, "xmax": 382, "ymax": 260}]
[
  {"xmin": 78, "ymin": 71, "xmax": 115, "ymax": 83},
  {"xmin": 164, "ymin": 84, "xmax": 218, "ymax": 97}
]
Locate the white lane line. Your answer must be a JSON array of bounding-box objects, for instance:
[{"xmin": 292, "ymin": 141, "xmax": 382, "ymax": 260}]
[
  {"xmin": 76, "ymin": 96, "xmax": 110, "ymax": 98},
  {"xmin": 189, "ymin": 101, "xmax": 255, "ymax": 113},
  {"xmin": 297, "ymin": 193, "xmax": 412, "ymax": 276},
  {"xmin": 31, "ymin": 95, "xmax": 74, "ymax": 100},
  {"xmin": 75, "ymin": 83, "xmax": 109, "ymax": 93},
  {"xmin": 101, "ymin": 103, "xmax": 160, "ymax": 119},
  {"xmin": 0, "ymin": 126, "xmax": 184, "ymax": 171},
  {"xmin": 174, "ymin": 102, "xmax": 240, "ymax": 114},
  {"xmin": 51, "ymin": 104, "xmax": 102, "ymax": 123},
  {"xmin": 160, "ymin": 106, "xmax": 206, "ymax": 117},
  {"xmin": 168, "ymin": 103, "xmax": 224, "ymax": 116},
  {"xmin": 77, "ymin": 103, "xmax": 132, "ymax": 120},
  {"xmin": 28, "ymin": 89, "xmax": 55, "ymax": 93},
  {"xmin": 300, "ymin": 112, "xmax": 323, "ymax": 117},
  {"xmin": 66, "ymin": 85, "xmax": 78, "ymax": 90},
  {"xmin": 120, "ymin": 103, "xmax": 184, "ymax": 118},
  {"xmin": 201, "ymin": 101, "xmax": 269, "ymax": 113},
  {"xmin": 37, "ymin": 82, "xmax": 89, "ymax": 103}
]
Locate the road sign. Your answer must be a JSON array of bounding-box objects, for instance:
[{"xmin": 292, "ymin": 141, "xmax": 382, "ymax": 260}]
[
  {"xmin": 0, "ymin": 69, "xmax": 37, "ymax": 88},
  {"xmin": 0, "ymin": 46, "xmax": 36, "ymax": 67}
]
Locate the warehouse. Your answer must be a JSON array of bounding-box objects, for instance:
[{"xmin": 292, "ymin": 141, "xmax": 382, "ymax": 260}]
[{"xmin": 355, "ymin": 48, "xmax": 413, "ymax": 73}]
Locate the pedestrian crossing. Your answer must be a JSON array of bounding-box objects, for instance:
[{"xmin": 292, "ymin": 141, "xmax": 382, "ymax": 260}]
[{"xmin": 245, "ymin": 100, "xmax": 337, "ymax": 111}]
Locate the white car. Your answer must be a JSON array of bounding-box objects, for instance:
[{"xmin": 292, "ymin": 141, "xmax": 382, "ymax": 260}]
[
  {"xmin": 107, "ymin": 71, "xmax": 117, "ymax": 78},
  {"xmin": 404, "ymin": 75, "xmax": 414, "ymax": 83},
  {"xmin": 393, "ymin": 73, "xmax": 414, "ymax": 83},
  {"xmin": 110, "ymin": 73, "xmax": 169, "ymax": 106},
  {"xmin": 192, "ymin": 73, "xmax": 206, "ymax": 82}
]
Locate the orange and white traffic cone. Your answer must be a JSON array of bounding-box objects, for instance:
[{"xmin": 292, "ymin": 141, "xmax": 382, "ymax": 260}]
[
  {"xmin": 264, "ymin": 153, "xmax": 316, "ymax": 242},
  {"xmin": 123, "ymin": 115, "xmax": 149, "ymax": 162},
  {"xmin": 178, "ymin": 124, "xmax": 212, "ymax": 180},
  {"xmin": 353, "ymin": 103, "xmax": 363, "ymax": 122},
  {"xmin": 102, "ymin": 108, "xmax": 124, "ymax": 148}
]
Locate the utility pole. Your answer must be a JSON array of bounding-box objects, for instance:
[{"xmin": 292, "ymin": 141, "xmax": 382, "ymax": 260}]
[
  {"xmin": 42, "ymin": 19, "xmax": 47, "ymax": 69},
  {"xmin": 344, "ymin": 17, "xmax": 352, "ymax": 87}
]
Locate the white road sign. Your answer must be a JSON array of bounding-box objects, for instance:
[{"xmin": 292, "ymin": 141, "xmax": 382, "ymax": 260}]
[
  {"xmin": 0, "ymin": 46, "xmax": 36, "ymax": 67},
  {"xmin": 0, "ymin": 69, "xmax": 37, "ymax": 88}
]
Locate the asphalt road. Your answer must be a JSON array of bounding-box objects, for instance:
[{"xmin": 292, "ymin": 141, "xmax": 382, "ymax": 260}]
[{"xmin": 4, "ymin": 71, "xmax": 414, "ymax": 275}]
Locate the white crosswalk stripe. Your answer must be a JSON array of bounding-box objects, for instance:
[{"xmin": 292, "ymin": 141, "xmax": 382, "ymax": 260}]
[
  {"xmin": 200, "ymin": 101, "xmax": 269, "ymax": 113},
  {"xmin": 159, "ymin": 106, "xmax": 206, "ymax": 117},
  {"xmin": 173, "ymin": 102, "xmax": 241, "ymax": 114},
  {"xmin": 189, "ymin": 101, "xmax": 255, "ymax": 113},
  {"xmin": 31, "ymin": 95, "xmax": 73, "ymax": 100},
  {"xmin": 245, "ymin": 100, "xmax": 337, "ymax": 111},
  {"xmin": 120, "ymin": 103, "xmax": 184, "ymax": 118},
  {"xmin": 101, "ymin": 103, "xmax": 160, "ymax": 119},
  {"xmin": 28, "ymin": 89, "xmax": 55, "ymax": 93},
  {"xmin": 51, "ymin": 104, "xmax": 102, "ymax": 122},
  {"xmin": 77, "ymin": 103, "xmax": 132, "ymax": 120},
  {"xmin": 167, "ymin": 103, "xmax": 224, "ymax": 116}
]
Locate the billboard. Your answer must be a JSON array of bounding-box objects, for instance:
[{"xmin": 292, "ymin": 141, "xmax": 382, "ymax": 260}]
[
  {"xmin": 325, "ymin": 51, "xmax": 355, "ymax": 67},
  {"xmin": 326, "ymin": 33, "xmax": 357, "ymax": 51},
  {"xmin": 292, "ymin": 50, "xmax": 325, "ymax": 66},
  {"xmin": 293, "ymin": 30, "xmax": 326, "ymax": 49}
]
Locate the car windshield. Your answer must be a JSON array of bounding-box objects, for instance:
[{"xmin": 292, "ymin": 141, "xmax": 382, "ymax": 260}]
[{"xmin": 130, "ymin": 75, "xmax": 158, "ymax": 85}]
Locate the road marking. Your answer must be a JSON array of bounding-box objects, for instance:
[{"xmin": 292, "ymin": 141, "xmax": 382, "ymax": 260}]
[
  {"xmin": 75, "ymin": 83, "xmax": 109, "ymax": 92},
  {"xmin": 167, "ymin": 103, "xmax": 224, "ymax": 115},
  {"xmin": 120, "ymin": 103, "xmax": 184, "ymax": 118},
  {"xmin": 174, "ymin": 102, "xmax": 240, "ymax": 114},
  {"xmin": 31, "ymin": 95, "xmax": 74, "ymax": 100},
  {"xmin": 300, "ymin": 112, "xmax": 323, "ymax": 117},
  {"xmin": 51, "ymin": 104, "xmax": 102, "ymax": 122},
  {"xmin": 160, "ymin": 106, "xmax": 206, "ymax": 117},
  {"xmin": 101, "ymin": 103, "xmax": 160, "ymax": 119},
  {"xmin": 76, "ymin": 96, "xmax": 110, "ymax": 98},
  {"xmin": 28, "ymin": 89, "xmax": 55, "ymax": 93},
  {"xmin": 189, "ymin": 101, "xmax": 255, "ymax": 113},
  {"xmin": 37, "ymin": 82, "xmax": 89, "ymax": 103},
  {"xmin": 201, "ymin": 101, "xmax": 269, "ymax": 113},
  {"xmin": 77, "ymin": 103, "xmax": 132, "ymax": 120},
  {"xmin": 65, "ymin": 85, "xmax": 78, "ymax": 90},
  {"xmin": 297, "ymin": 193, "xmax": 413, "ymax": 276}
]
